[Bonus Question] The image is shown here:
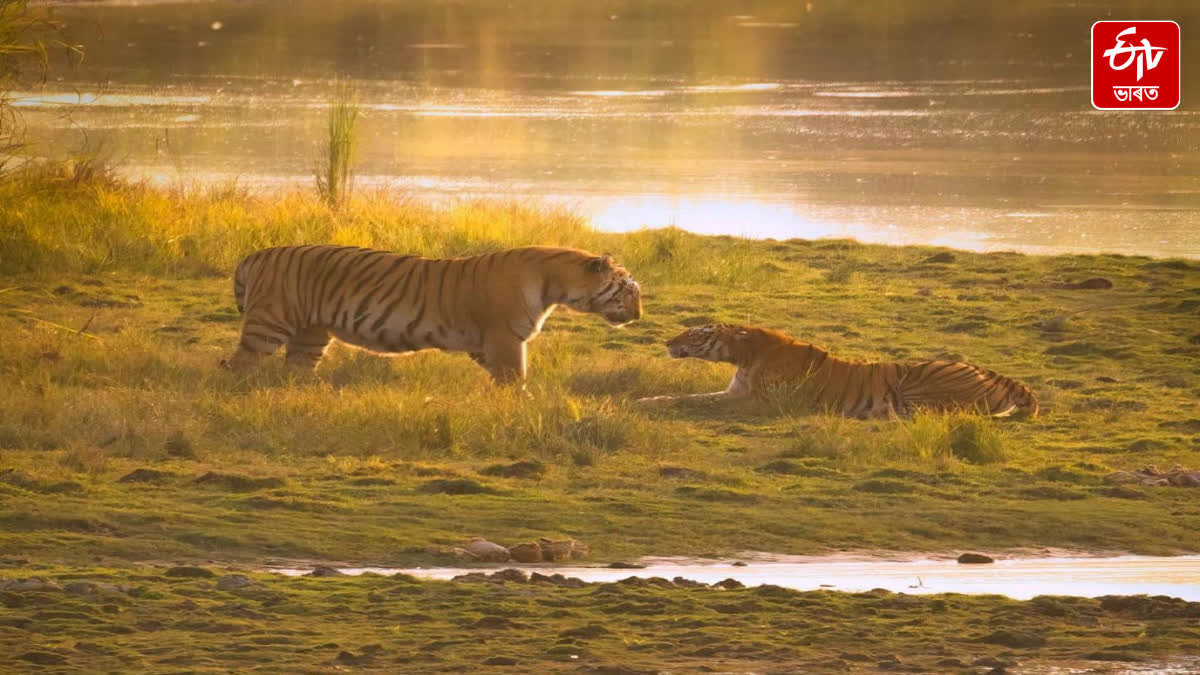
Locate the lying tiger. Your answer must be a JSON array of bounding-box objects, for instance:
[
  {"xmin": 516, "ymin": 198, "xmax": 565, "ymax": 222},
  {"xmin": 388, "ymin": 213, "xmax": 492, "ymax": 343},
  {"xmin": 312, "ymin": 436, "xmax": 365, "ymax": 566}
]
[
  {"xmin": 638, "ymin": 324, "xmax": 1039, "ymax": 418},
  {"xmin": 224, "ymin": 245, "xmax": 641, "ymax": 383}
]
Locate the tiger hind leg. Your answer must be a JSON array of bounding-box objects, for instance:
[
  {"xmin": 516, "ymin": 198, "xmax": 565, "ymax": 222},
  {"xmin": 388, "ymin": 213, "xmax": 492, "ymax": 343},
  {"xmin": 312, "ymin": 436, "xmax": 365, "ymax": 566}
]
[{"xmin": 285, "ymin": 325, "xmax": 332, "ymax": 372}]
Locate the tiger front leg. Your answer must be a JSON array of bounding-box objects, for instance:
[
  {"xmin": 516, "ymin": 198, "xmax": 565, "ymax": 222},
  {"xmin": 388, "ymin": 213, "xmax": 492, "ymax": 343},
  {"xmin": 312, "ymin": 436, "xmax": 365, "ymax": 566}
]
[
  {"xmin": 285, "ymin": 326, "xmax": 332, "ymax": 372},
  {"xmin": 222, "ymin": 313, "xmax": 289, "ymax": 373},
  {"xmin": 636, "ymin": 390, "xmax": 741, "ymax": 405},
  {"xmin": 481, "ymin": 335, "xmax": 527, "ymax": 385}
]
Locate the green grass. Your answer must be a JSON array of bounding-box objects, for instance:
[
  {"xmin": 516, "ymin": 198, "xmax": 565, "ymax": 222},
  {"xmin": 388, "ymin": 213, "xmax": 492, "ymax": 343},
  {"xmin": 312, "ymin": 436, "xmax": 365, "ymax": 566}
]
[
  {"xmin": 1, "ymin": 170, "xmax": 1199, "ymax": 569},
  {"xmin": 315, "ymin": 84, "xmax": 360, "ymax": 211},
  {"xmin": 2, "ymin": 565, "xmax": 1199, "ymax": 673}
]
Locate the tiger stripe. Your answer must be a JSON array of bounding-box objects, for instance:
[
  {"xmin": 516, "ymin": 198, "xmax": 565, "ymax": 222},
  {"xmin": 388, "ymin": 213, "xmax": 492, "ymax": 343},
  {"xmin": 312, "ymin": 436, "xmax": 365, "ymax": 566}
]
[
  {"xmin": 224, "ymin": 245, "xmax": 642, "ymax": 383},
  {"xmin": 641, "ymin": 324, "xmax": 1039, "ymax": 418}
]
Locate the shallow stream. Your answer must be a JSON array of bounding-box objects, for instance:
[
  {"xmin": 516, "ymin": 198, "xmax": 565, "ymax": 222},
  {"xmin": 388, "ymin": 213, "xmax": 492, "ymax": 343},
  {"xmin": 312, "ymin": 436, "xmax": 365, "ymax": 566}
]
[{"xmin": 271, "ymin": 554, "xmax": 1200, "ymax": 601}]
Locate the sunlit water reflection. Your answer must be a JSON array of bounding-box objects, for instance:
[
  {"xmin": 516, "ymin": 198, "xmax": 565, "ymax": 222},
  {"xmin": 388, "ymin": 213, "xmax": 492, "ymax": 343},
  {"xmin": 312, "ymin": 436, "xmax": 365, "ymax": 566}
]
[
  {"xmin": 271, "ymin": 555, "xmax": 1200, "ymax": 602},
  {"xmin": 15, "ymin": 0, "xmax": 1200, "ymax": 257}
]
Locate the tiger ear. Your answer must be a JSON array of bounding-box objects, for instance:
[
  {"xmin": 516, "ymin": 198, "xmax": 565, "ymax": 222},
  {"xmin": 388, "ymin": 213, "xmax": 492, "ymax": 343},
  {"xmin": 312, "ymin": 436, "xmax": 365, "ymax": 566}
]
[{"xmin": 585, "ymin": 255, "xmax": 615, "ymax": 274}]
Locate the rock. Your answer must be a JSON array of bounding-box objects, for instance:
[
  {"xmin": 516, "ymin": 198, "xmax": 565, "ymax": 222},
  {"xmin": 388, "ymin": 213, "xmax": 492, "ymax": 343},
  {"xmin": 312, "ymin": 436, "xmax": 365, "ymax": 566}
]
[
  {"xmin": 607, "ymin": 561, "xmax": 645, "ymax": 569},
  {"xmin": 483, "ymin": 656, "xmax": 519, "ymax": 666},
  {"xmin": 1037, "ymin": 316, "xmax": 1069, "ymax": 332},
  {"xmin": 508, "ymin": 542, "xmax": 543, "ymax": 563},
  {"xmin": 465, "ymin": 538, "xmax": 511, "ymax": 562},
  {"xmin": 731, "ymin": 561, "xmax": 748, "ymax": 567},
  {"xmin": 957, "ymin": 553, "xmax": 995, "ymax": 564},
  {"xmin": 538, "ymin": 537, "xmax": 587, "ymax": 561},
  {"xmin": 306, "ymin": 566, "xmax": 345, "ymax": 577},
  {"xmin": 216, "ymin": 574, "xmax": 256, "ymax": 590},
  {"xmin": 1170, "ymin": 472, "xmax": 1200, "ymax": 487},
  {"xmin": 713, "ymin": 578, "xmax": 744, "ymax": 590},
  {"xmin": 672, "ymin": 577, "xmax": 707, "ymax": 589},
  {"xmin": 164, "ymin": 566, "xmax": 215, "ymax": 578},
  {"xmin": 529, "ymin": 572, "xmax": 586, "ymax": 588},
  {"xmin": 491, "ymin": 568, "xmax": 528, "ymax": 584}
]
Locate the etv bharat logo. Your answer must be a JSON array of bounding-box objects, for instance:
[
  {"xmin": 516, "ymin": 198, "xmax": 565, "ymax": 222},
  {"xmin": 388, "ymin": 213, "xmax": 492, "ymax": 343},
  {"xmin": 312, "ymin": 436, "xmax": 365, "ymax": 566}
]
[{"xmin": 1092, "ymin": 21, "xmax": 1180, "ymax": 110}]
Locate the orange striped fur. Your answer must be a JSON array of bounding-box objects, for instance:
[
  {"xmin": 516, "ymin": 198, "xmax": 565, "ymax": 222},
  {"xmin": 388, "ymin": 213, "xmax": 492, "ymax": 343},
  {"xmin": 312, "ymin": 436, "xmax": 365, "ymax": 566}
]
[
  {"xmin": 640, "ymin": 324, "xmax": 1038, "ymax": 418},
  {"xmin": 224, "ymin": 245, "xmax": 641, "ymax": 383}
]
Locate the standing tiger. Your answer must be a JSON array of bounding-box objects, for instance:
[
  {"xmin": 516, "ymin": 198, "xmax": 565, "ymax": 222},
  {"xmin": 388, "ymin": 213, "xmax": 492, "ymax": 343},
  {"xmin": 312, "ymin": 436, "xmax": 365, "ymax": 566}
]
[
  {"xmin": 638, "ymin": 324, "xmax": 1038, "ymax": 418},
  {"xmin": 224, "ymin": 245, "xmax": 642, "ymax": 382}
]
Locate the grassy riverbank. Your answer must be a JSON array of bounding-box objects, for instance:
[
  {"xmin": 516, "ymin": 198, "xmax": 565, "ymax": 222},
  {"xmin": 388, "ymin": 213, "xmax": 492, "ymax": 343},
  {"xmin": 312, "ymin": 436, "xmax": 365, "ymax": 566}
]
[
  {"xmin": 3, "ymin": 564, "xmax": 1199, "ymax": 673},
  {"xmin": 1, "ymin": 172, "xmax": 1199, "ymax": 568}
]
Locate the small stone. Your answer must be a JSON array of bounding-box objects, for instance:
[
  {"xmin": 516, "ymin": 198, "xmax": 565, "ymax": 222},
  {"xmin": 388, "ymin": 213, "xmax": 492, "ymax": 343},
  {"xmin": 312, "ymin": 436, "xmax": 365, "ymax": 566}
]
[
  {"xmin": 465, "ymin": 538, "xmax": 511, "ymax": 562},
  {"xmin": 731, "ymin": 561, "xmax": 748, "ymax": 567},
  {"xmin": 957, "ymin": 553, "xmax": 995, "ymax": 564},
  {"xmin": 306, "ymin": 566, "xmax": 345, "ymax": 577}
]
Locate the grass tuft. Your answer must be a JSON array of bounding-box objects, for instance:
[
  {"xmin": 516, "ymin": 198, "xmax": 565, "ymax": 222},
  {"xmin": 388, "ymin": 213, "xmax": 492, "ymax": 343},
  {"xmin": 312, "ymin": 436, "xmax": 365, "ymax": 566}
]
[{"xmin": 315, "ymin": 83, "xmax": 359, "ymax": 211}]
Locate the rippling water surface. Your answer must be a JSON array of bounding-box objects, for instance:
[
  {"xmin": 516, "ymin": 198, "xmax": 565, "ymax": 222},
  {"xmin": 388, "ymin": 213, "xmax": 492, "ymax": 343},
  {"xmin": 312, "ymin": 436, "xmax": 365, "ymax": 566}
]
[{"xmin": 19, "ymin": 0, "xmax": 1200, "ymax": 256}]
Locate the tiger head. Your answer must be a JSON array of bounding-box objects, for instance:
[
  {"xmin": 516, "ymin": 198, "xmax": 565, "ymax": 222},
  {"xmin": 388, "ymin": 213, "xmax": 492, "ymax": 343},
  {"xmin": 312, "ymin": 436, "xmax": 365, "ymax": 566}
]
[
  {"xmin": 665, "ymin": 324, "xmax": 743, "ymax": 362},
  {"xmin": 564, "ymin": 254, "xmax": 642, "ymax": 326}
]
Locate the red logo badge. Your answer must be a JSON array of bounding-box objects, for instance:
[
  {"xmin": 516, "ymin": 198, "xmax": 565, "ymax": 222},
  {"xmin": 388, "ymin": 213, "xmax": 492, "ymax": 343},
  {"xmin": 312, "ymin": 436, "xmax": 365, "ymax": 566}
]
[{"xmin": 1092, "ymin": 21, "xmax": 1180, "ymax": 110}]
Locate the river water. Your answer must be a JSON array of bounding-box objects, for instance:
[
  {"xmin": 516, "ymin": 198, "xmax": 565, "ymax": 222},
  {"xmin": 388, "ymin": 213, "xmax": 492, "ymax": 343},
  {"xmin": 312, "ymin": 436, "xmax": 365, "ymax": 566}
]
[
  {"xmin": 15, "ymin": 0, "xmax": 1200, "ymax": 257},
  {"xmin": 271, "ymin": 554, "xmax": 1200, "ymax": 602}
]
